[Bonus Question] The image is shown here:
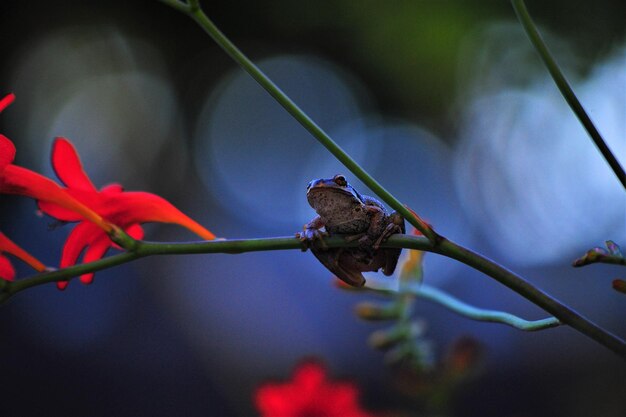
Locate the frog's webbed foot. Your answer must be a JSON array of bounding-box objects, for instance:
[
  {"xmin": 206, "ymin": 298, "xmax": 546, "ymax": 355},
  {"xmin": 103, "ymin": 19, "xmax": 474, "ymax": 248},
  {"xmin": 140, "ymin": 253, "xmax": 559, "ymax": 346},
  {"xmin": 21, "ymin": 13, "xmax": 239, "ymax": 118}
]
[
  {"xmin": 297, "ymin": 217, "xmax": 329, "ymax": 250},
  {"xmin": 297, "ymin": 228, "xmax": 329, "ymax": 250}
]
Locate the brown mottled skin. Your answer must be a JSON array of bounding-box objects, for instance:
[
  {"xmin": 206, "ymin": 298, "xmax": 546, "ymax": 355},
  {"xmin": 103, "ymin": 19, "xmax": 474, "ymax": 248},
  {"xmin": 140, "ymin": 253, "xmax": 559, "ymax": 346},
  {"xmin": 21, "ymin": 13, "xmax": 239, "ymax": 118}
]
[{"xmin": 298, "ymin": 174, "xmax": 405, "ymax": 287}]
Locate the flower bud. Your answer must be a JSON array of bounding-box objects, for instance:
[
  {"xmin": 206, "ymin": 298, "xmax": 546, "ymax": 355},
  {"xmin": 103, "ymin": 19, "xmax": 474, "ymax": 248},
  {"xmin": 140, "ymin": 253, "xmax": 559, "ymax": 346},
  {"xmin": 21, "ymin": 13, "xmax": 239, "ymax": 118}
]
[
  {"xmin": 354, "ymin": 302, "xmax": 400, "ymax": 321},
  {"xmin": 612, "ymin": 279, "xmax": 626, "ymax": 294}
]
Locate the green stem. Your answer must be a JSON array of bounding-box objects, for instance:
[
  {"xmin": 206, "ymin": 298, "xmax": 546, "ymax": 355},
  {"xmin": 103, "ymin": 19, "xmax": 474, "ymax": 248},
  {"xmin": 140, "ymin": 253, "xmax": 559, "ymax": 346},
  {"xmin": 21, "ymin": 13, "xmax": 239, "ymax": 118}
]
[
  {"xmin": 4, "ymin": 234, "xmax": 625, "ymax": 357},
  {"xmin": 1, "ymin": 251, "xmax": 140, "ymax": 303},
  {"xmin": 511, "ymin": 0, "xmax": 626, "ymax": 189},
  {"xmin": 157, "ymin": 0, "xmax": 436, "ymax": 243}
]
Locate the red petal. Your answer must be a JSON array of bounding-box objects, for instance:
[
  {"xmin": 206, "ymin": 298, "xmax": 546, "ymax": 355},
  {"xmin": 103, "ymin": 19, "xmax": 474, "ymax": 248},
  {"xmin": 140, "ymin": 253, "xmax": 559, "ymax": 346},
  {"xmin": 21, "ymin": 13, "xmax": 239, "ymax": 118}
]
[
  {"xmin": 0, "ymin": 254, "xmax": 16, "ymax": 281},
  {"xmin": 60, "ymin": 221, "xmax": 105, "ymax": 269},
  {"xmin": 39, "ymin": 187, "xmax": 110, "ymax": 222},
  {"xmin": 37, "ymin": 200, "xmax": 84, "ymax": 222},
  {"xmin": 102, "ymin": 183, "xmax": 124, "ymax": 193},
  {"xmin": 0, "ymin": 135, "xmax": 16, "ymax": 171},
  {"xmin": 2, "ymin": 165, "xmax": 110, "ymax": 231},
  {"xmin": 57, "ymin": 222, "xmax": 109, "ymax": 290},
  {"xmin": 0, "ymin": 93, "xmax": 15, "ymax": 113},
  {"xmin": 255, "ymin": 385, "xmax": 298, "ymax": 416},
  {"xmin": 79, "ymin": 235, "xmax": 111, "ymax": 284},
  {"xmin": 293, "ymin": 361, "xmax": 326, "ymax": 392},
  {"xmin": 0, "ymin": 231, "xmax": 46, "ymax": 272},
  {"xmin": 51, "ymin": 138, "xmax": 96, "ymax": 191},
  {"xmin": 325, "ymin": 384, "xmax": 360, "ymax": 411},
  {"xmin": 125, "ymin": 223, "xmax": 144, "ymax": 240},
  {"xmin": 37, "ymin": 189, "xmax": 98, "ymax": 222},
  {"xmin": 115, "ymin": 192, "xmax": 216, "ymax": 240}
]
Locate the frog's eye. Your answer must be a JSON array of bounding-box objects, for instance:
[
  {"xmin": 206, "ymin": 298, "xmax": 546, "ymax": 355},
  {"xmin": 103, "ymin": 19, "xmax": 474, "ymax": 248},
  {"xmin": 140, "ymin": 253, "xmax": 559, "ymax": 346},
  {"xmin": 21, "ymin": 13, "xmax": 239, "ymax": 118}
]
[{"xmin": 334, "ymin": 175, "xmax": 347, "ymax": 186}]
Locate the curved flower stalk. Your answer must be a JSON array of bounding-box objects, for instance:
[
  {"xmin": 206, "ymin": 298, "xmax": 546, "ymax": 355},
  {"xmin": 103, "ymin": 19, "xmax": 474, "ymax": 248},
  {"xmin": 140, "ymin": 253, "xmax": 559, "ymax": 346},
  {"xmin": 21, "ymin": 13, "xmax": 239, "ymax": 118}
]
[
  {"xmin": 38, "ymin": 138, "xmax": 216, "ymax": 289},
  {"xmin": 0, "ymin": 232, "xmax": 46, "ymax": 281}
]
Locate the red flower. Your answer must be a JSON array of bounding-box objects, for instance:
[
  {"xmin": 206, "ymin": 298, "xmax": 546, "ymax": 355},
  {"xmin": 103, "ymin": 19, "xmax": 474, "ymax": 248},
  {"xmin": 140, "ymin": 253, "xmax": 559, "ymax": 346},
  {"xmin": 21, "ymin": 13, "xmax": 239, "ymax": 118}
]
[
  {"xmin": 255, "ymin": 361, "xmax": 376, "ymax": 417},
  {"xmin": 0, "ymin": 94, "xmax": 111, "ymax": 232},
  {"xmin": 0, "ymin": 232, "xmax": 47, "ymax": 281},
  {"xmin": 38, "ymin": 138, "xmax": 216, "ymax": 289}
]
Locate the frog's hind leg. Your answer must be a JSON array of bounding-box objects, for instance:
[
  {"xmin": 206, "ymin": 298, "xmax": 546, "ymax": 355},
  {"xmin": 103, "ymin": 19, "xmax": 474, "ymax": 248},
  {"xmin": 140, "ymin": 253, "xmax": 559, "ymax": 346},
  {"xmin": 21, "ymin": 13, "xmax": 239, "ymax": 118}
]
[
  {"xmin": 333, "ymin": 265, "xmax": 366, "ymax": 287},
  {"xmin": 373, "ymin": 223, "xmax": 402, "ymax": 250},
  {"xmin": 373, "ymin": 213, "xmax": 405, "ymax": 250},
  {"xmin": 311, "ymin": 250, "xmax": 366, "ymax": 287}
]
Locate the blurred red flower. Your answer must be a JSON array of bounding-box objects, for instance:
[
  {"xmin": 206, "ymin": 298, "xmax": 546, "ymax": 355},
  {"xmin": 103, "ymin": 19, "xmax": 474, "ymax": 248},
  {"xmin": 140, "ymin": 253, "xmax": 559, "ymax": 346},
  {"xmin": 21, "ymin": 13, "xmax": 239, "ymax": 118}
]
[
  {"xmin": 0, "ymin": 232, "xmax": 46, "ymax": 281},
  {"xmin": 38, "ymin": 138, "xmax": 216, "ymax": 289},
  {"xmin": 255, "ymin": 361, "xmax": 376, "ymax": 417}
]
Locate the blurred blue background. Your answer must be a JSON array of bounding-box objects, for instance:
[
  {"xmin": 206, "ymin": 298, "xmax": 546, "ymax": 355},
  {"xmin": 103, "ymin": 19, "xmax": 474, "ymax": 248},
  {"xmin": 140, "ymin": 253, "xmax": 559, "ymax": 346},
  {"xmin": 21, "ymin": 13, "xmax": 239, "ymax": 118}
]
[{"xmin": 0, "ymin": 1, "xmax": 625, "ymax": 416}]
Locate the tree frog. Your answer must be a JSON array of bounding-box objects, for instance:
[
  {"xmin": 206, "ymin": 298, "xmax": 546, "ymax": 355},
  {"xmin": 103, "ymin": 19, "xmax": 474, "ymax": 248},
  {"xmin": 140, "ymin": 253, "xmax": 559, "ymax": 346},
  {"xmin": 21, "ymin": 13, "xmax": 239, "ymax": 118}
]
[{"xmin": 298, "ymin": 174, "xmax": 405, "ymax": 287}]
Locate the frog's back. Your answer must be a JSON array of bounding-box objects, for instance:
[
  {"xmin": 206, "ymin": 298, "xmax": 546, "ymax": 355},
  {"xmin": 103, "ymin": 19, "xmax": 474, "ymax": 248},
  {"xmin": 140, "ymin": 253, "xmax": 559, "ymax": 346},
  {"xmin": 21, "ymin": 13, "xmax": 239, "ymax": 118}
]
[{"xmin": 361, "ymin": 195, "xmax": 387, "ymax": 212}]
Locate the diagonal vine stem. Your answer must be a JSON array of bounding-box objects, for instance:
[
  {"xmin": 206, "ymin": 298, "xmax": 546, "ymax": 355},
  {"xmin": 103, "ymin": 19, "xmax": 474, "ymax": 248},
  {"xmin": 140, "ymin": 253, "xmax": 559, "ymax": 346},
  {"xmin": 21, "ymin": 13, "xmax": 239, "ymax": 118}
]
[
  {"xmin": 157, "ymin": 0, "xmax": 436, "ymax": 242},
  {"xmin": 511, "ymin": 0, "xmax": 626, "ymax": 189}
]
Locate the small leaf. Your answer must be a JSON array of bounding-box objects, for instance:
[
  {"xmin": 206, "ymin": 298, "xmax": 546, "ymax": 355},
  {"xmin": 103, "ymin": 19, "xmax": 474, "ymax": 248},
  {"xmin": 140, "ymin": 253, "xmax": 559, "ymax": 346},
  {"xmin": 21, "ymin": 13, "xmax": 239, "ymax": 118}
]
[
  {"xmin": 368, "ymin": 321, "xmax": 426, "ymax": 351},
  {"xmin": 354, "ymin": 301, "xmax": 401, "ymax": 321},
  {"xmin": 573, "ymin": 247, "xmax": 608, "ymax": 267},
  {"xmin": 368, "ymin": 326, "xmax": 407, "ymax": 350}
]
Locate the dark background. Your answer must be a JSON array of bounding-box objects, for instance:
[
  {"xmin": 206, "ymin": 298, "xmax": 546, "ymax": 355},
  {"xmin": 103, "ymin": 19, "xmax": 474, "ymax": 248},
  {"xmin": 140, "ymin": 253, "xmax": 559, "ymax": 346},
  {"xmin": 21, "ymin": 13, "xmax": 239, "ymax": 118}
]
[{"xmin": 1, "ymin": 1, "xmax": 625, "ymax": 416}]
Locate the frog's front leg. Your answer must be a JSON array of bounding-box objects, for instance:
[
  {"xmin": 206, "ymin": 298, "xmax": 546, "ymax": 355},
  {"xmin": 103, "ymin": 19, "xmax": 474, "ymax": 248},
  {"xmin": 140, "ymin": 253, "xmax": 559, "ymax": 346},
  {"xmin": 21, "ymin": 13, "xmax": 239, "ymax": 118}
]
[{"xmin": 297, "ymin": 215, "xmax": 328, "ymax": 249}]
